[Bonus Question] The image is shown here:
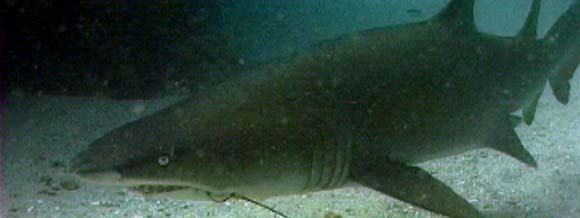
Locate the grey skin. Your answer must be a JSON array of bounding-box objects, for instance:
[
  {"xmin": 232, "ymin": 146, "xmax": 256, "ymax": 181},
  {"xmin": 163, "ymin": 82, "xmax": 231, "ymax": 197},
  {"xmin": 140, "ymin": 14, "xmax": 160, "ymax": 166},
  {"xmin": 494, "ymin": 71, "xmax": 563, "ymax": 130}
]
[{"xmin": 71, "ymin": 1, "xmax": 579, "ymax": 218}]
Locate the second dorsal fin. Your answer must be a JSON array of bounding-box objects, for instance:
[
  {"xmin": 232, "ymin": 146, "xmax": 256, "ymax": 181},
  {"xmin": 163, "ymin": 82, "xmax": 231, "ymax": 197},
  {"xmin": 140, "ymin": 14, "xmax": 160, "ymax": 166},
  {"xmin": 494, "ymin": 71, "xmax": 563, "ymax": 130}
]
[
  {"xmin": 516, "ymin": 0, "xmax": 542, "ymax": 43},
  {"xmin": 522, "ymin": 91, "xmax": 542, "ymax": 125}
]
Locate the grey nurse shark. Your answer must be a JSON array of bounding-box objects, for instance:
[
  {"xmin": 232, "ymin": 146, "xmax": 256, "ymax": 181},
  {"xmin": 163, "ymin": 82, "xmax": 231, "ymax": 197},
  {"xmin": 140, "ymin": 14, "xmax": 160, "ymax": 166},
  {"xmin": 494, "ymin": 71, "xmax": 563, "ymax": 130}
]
[{"xmin": 71, "ymin": 0, "xmax": 579, "ymax": 217}]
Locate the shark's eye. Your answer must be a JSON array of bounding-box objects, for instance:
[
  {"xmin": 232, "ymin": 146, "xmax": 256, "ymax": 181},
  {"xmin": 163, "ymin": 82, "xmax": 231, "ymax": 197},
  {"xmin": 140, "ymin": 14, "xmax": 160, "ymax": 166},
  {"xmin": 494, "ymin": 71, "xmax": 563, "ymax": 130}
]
[{"xmin": 158, "ymin": 155, "xmax": 170, "ymax": 166}]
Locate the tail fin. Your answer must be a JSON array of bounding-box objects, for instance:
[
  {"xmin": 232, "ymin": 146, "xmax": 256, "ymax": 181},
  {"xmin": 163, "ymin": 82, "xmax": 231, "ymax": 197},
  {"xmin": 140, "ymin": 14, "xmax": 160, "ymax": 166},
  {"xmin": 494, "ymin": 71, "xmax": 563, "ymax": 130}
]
[
  {"xmin": 542, "ymin": 1, "xmax": 580, "ymax": 104},
  {"xmin": 549, "ymin": 58, "xmax": 577, "ymax": 104}
]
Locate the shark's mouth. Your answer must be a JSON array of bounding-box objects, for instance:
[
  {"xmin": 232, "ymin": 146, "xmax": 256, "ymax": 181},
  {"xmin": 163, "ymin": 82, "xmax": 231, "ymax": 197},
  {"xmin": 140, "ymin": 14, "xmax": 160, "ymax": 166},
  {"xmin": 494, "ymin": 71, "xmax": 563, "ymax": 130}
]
[
  {"xmin": 129, "ymin": 185, "xmax": 190, "ymax": 195},
  {"xmin": 128, "ymin": 184, "xmax": 231, "ymax": 202}
]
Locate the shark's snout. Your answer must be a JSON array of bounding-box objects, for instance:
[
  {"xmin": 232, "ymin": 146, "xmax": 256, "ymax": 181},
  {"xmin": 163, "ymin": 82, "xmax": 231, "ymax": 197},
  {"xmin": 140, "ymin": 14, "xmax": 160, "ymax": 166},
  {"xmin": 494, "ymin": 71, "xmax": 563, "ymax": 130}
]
[
  {"xmin": 69, "ymin": 153, "xmax": 96, "ymax": 173},
  {"xmin": 70, "ymin": 151, "xmax": 123, "ymax": 184},
  {"xmin": 76, "ymin": 169, "xmax": 123, "ymax": 184}
]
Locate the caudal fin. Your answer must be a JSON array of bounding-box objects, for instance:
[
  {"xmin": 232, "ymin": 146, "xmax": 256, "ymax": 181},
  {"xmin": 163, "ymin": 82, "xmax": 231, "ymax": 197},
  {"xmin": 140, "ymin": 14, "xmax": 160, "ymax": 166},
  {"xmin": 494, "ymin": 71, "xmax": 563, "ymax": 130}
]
[{"xmin": 543, "ymin": 1, "xmax": 580, "ymax": 104}]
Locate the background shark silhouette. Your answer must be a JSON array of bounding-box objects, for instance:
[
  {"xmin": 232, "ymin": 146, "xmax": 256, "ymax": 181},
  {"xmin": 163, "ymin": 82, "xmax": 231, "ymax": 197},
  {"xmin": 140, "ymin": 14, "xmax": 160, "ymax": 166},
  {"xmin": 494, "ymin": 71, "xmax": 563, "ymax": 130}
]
[{"xmin": 71, "ymin": 0, "xmax": 579, "ymax": 218}]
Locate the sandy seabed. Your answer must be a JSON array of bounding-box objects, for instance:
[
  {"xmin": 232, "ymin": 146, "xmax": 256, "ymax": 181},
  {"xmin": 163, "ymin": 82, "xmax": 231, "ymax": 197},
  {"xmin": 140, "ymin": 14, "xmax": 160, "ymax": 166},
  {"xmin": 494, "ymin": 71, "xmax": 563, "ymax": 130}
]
[{"xmin": 2, "ymin": 69, "xmax": 580, "ymax": 218}]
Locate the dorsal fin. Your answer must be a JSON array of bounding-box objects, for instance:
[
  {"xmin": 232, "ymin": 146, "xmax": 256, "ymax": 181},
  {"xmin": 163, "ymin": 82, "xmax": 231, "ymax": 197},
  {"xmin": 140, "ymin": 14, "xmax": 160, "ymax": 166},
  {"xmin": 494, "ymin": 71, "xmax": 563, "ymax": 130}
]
[
  {"xmin": 516, "ymin": 0, "xmax": 542, "ymax": 42},
  {"xmin": 435, "ymin": 0, "xmax": 476, "ymax": 32}
]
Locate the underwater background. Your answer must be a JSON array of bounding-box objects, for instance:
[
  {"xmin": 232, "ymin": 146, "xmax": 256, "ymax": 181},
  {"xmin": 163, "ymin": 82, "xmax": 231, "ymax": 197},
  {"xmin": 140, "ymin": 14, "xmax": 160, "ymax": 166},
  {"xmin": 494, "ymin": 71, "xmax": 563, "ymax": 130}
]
[{"xmin": 2, "ymin": 0, "xmax": 579, "ymax": 217}]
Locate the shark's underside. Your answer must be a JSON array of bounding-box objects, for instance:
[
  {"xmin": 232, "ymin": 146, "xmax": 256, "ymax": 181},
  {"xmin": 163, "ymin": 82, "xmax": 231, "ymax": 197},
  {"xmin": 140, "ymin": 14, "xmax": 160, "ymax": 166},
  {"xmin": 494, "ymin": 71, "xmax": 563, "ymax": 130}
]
[{"xmin": 71, "ymin": 1, "xmax": 579, "ymax": 218}]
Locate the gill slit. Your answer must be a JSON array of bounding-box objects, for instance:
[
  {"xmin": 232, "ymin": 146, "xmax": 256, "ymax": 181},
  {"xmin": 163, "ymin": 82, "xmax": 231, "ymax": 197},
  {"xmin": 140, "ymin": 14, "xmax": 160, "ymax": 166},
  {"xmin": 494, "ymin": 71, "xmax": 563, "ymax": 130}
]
[{"xmin": 304, "ymin": 132, "xmax": 351, "ymax": 191}]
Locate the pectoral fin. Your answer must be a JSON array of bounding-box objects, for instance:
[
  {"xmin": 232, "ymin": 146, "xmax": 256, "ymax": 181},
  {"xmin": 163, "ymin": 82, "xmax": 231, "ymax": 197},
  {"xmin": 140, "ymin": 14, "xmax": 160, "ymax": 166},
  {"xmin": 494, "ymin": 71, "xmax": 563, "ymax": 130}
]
[{"xmin": 353, "ymin": 161, "xmax": 485, "ymax": 218}]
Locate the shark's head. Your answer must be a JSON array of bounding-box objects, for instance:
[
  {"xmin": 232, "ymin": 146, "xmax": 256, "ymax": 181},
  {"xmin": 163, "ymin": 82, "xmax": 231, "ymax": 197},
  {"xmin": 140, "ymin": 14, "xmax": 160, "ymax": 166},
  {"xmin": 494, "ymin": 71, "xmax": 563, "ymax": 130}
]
[
  {"xmin": 70, "ymin": 110, "xmax": 246, "ymax": 199},
  {"xmin": 70, "ymin": 105, "xmax": 315, "ymax": 200}
]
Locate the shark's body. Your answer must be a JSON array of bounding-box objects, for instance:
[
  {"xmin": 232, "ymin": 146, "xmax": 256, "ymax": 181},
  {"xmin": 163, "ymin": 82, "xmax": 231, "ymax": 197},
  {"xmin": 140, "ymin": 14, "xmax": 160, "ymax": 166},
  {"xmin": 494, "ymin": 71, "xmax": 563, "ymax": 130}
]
[{"xmin": 72, "ymin": 1, "xmax": 579, "ymax": 218}]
